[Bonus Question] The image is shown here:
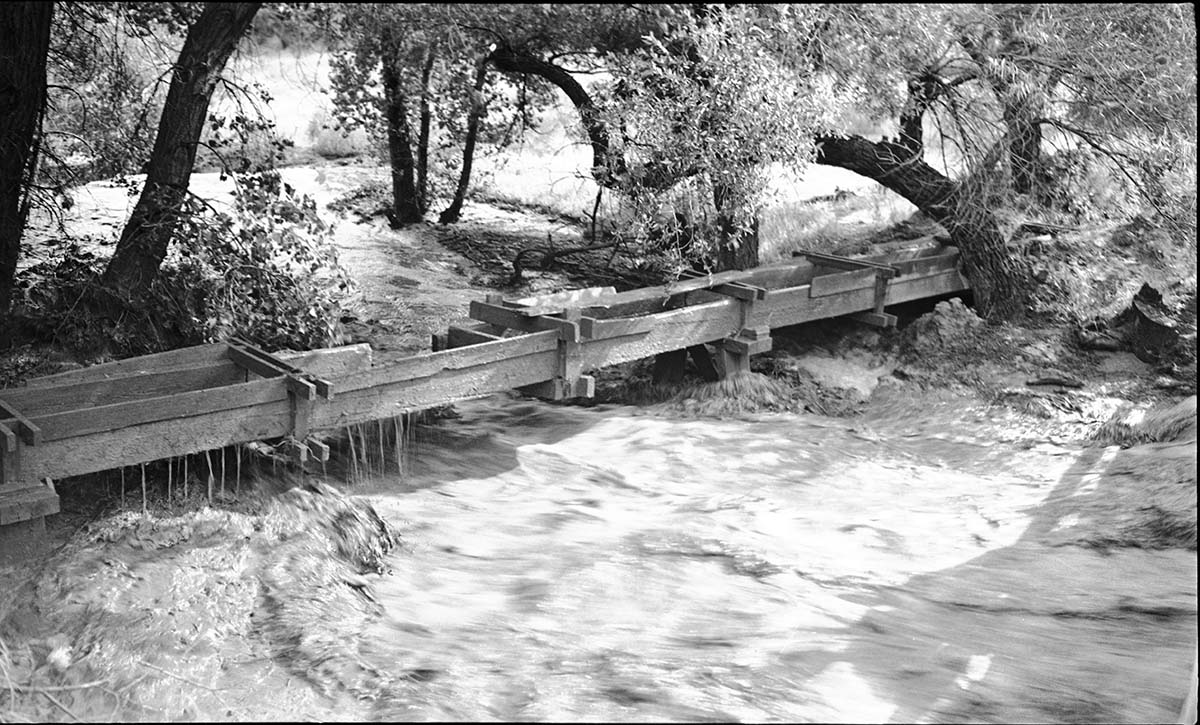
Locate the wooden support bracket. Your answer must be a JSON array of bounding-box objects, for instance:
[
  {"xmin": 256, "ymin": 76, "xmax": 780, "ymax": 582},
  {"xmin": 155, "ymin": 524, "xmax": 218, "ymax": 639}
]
[
  {"xmin": 226, "ymin": 340, "xmax": 320, "ymax": 441},
  {"xmin": 0, "ymin": 397, "xmax": 42, "ymax": 446},
  {"xmin": 0, "ymin": 422, "xmax": 16, "ymax": 454},
  {"xmin": 226, "ymin": 339, "xmax": 334, "ymax": 399},
  {"xmin": 517, "ymin": 308, "xmax": 594, "ymax": 400}
]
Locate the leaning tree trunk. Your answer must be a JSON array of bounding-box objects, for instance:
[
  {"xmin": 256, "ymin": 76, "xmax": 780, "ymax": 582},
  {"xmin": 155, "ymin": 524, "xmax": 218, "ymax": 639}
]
[
  {"xmin": 381, "ymin": 53, "xmax": 423, "ymax": 226},
  {"xmin": 101, "ymin": 2, "xmax": 260, "ymax": 296},
  {"xmin": 439, "ymin": 53, "xmax": 489, "ymax": 225},
  {"xmin": 817, "ymin": 135, "xmax": 1033, "ymax": 320},
  {"xmin": 0, "ymin": 2, "xmax": 52, "ymax": 316}
]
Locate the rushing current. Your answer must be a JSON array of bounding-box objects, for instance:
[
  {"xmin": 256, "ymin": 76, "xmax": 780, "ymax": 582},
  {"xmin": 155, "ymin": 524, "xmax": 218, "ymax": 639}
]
[{"xmin": 326, "ymin": 387, "xmax": 1196, "ymax": 723}]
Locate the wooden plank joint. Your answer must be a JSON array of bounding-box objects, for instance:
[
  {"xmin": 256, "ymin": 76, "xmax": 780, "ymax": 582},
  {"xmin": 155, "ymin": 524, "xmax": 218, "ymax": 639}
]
[{"xmin": 0, "ymin": 397, "xmax": 42, "ymax": 446}]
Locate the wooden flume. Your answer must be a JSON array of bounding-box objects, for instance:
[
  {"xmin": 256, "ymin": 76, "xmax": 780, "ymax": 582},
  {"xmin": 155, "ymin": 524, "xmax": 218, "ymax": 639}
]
[{"xmin": 0, "ymin": 241, "xmax": 969, "ymax": 552}]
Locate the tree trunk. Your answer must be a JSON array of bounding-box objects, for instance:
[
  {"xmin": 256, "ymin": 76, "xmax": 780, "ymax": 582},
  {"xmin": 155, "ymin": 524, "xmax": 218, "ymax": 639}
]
[
  {"xmin": 439, "ymin": 54, "xmax": 489, "ymax": 225},
  {"xmin": 0, "ymin": 2, "xmax": 52, "ymax": 316},
  {"xmin": 1004, "ymin": 98, "xmax": 1043, "ymax": 195},
  {"xmin": 381, "ymin": 53, "xmax": 422, "ymax": 226},
  {"xmin": 816, "ymin": 135, "xmax": 1032, "ymax": 320},
  {"xmin": 713, "ymin": 184, "xmax": 759, "ymax": 271},
  {"xmin": 415, "ymin": 45, "xmax": 436, "ymax": 213},
  {"xmin": 101, "ymin": 2, "xmax": 260, "ymax": 295}
]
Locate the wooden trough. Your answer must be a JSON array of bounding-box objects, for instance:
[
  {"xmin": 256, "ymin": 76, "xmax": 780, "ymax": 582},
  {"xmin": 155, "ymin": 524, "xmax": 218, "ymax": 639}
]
[{"xmin": 0, "ymin": 242, "xmax": 969, "ymax": 557}]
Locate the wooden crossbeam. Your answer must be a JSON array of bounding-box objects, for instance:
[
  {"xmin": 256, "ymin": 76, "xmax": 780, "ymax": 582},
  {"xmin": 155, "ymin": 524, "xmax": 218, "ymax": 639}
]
[
  {"xmin": 799, "ymin": 251, "xmax": 900, "ymax": 278},
  {"xmin": 0, "ymin": 397, "xmax": 41, "ymax": 446},
  {"xmin": 226, "ymin": 338, "xmax": 333, "ymax": 399},
  {"xmin": 469, "ymin": 301, "xmax": 582, "ymax": 342}
]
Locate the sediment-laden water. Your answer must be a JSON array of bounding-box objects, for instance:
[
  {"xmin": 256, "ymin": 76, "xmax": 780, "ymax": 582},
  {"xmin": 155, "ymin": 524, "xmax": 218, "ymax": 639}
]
[{"xmin": 323, "ymin": 389, "xmax": 1198, "ymax": 723}]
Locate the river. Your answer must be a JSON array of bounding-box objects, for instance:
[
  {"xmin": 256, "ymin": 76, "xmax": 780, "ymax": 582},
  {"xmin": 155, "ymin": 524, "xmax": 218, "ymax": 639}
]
[{"xmin": 309, "ymin": 387, "xmax": 1198, "ymax": 723}]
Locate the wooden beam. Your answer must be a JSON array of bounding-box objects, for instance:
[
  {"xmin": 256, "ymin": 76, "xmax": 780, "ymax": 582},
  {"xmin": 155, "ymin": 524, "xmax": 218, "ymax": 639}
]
[
  {"xmin": 25, "ymin": 397, "xmax": 295, "ymax": 481},
  {"xmin": 469, "ymin": 301, "xmax": 581, "ymax": 342},
  {"xmin": 310, "ymin": 345, "xmax": 561, "ymax": 428},
  {"xmin": 0, "ymin": 485, "xmax": 59, "ymax": 526},
  {"xmin": 227, "ymin": 339, "xmax": 332, "ymax": 399},
  {"xmin": 336, "ymin": 330, "xmax": 560, "ymax": 394},
  {"xmin": 19, "ymin": 342, "xmax": 230, "ymax": 388},
  {"xmin": 800, "ymin": 251, "xmax": 899, "ymax": 277},
  {"xmin": 809, "ymin": 268, "xmax": 877, "ymax": 298},
  {"xmin": 29, "ymin": 377, "xmax": 289, "ymax": 443},
  {"xmin": 0, "ymin": 398, "xmax": 41, "ymax": 446}
]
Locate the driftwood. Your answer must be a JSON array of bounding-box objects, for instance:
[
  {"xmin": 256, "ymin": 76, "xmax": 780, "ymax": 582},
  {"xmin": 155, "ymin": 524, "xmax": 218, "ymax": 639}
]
[{"xmin": 510, "ymin": 241, "xmax": 619, "ymax": 285}]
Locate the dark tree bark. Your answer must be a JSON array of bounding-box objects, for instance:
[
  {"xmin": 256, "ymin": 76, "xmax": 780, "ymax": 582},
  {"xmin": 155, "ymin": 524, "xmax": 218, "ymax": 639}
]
[
  {"xmin": 381, "ymin": 52, "xmax": 423, "ymax": 226},
  {"xmin": 416, "ymin": 44, "xmax": 436, "ymax": 211},
  {"xmin": 713, "ymin": 183, "xmax": 759, "ymax": 271},
  {"xmin": 101, "ymin": 2, "xmax": 260, "ymax": 295},
  {"xmin": 490, "ymin": 44, "xmax": 626, "ymax": 188},
  {"xmin": 439, "ymin": 53, "xmax": 489, "ymax": 224},
  {"xmin": 0, "ymin": 2, "xmax": 52, "ymax": 316},
  {"xmin": 815, "ymin": 135, "xmax": 1032, "ymax": 319}
]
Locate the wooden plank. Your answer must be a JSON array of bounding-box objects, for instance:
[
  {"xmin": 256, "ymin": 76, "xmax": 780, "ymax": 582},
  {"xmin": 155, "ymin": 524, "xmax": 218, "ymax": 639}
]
[
  {"xmin": 579, "ymin": 298, "xmax": 744, "ymax": 370},
  {"xmin": 25, "ymin": 398, "xmax": 295, "ymax": 481},
  {"xmin": 578, "ymin": 314, "xmax": 659, "ymax": 340},
  {"xmin": 469, "ymin": 301, "xmax": 581, "ymax": 342},
  {"xmin": 1, "ymin": 361, "xmax": 247, "ymax": 418},
  {"xmin": 227, "ymin": 340, "xmax": 332, "ymax": 399},
  {"xmin": 277, "ymin": 344, "xmax": 373, "ymax": 379},
  {"xmin": 0, "ymin": 485, "xmax": 59, "ymax": 525},
  {"xmin": 763, "ymin": 269, "xmax": 969, "ymax": 329},
  {"xmin": 809, "ymin": 268, "xmax": 877, "ymax": 298},
  {"xmin": 335, "ymin": 330, "xmax": 560, "ymax": 394},
  {"xmin": 30, "ymin": 377, "xmax": 288, "ymax": 442},
  {"xmin": 0, "ymin": 345, "xmax": 371, "ymax": 418},
  {"xmin": 227, "ymin": 345, "xmax": 315, "ymax": 401},
  {"xmin": 19, "ymin": 342, "xmax": 229, "ymax": 389},
  {"xmin": 802, "ymin": 251, "xmax": 899, "ymax": 277},
  {"xmin": 310, "ymin": 345, "xmax": 560, "ymax": 429}
]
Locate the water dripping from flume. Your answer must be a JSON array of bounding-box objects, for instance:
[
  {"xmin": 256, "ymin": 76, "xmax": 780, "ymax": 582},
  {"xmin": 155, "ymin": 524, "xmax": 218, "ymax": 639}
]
[
  {"xmin": 220, "ymin": 447, "xmax": 226, "ymax": 496},
  {"xmin": 236, "ymin": 445, "xmax": 242, "ymax": 494},
  {"xmin": 183, "ymin": 456, "xmax": 189, "ymax": 499},
  {"xmin": 347, "ymin": 426, "xmax": 360, "ymax": 483},
  {"xmin": 204, "ymin": 449, "xmax": 214, "ymax": 504},
  {"xmin": 393, "ymin": 415, "xmax": 403, "ymax": 477},
  {"xmin": 140, "ymin": 463, "xmax": 147, "ymax": 514},
  {"xmin": 358, "ymin": 424, "xmax": 369, "ymax": 473},
  {"xmin": 167, "ymin": 458, "xmax": 173, "ymax": 502},
  {"xmin": 378, "ymin": 419, "xmax": 386, "ymax": 477},
  {"xmin": 120, "ymin": 467, "xmax": 126, "ymax": 507}
]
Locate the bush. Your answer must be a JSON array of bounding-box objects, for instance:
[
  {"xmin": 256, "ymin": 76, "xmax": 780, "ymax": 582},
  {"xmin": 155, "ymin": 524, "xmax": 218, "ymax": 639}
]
[
  {"xmin": 161, "ymin": 170, "xmax": 358, "ymax": 350},
  {"xmin": 13, "ymin": 171, "xmax": 357, "ymax": 357}
]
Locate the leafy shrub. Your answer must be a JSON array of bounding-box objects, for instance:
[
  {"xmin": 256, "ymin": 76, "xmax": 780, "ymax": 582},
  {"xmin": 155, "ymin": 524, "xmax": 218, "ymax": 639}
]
[
  {"xmin": 161, "ymin": 170, "xmax": 358, "ymax": 350},
  {"xmin": 13, "ymin": 171, "xmax": 357, "ymax": 357}
]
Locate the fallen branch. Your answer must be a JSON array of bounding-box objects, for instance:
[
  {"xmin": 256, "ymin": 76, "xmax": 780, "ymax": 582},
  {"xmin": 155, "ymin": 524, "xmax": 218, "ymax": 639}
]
[
  {"xmin": 510, "ymin": 241, "xmax": 619, "ymax": 285},
  {"xmin": 138, "ymin": 660, "xmax": 223, "ymax": 692},
  {"xmin": 5, "ymin": 679, "xmax": 109, "ymax": 694}
]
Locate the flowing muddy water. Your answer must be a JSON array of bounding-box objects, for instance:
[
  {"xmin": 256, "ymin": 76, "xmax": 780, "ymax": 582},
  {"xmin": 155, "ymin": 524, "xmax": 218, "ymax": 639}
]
[{"xmin": 326, "ymin": 389, "xmax": 1196, "ymax": 723}]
